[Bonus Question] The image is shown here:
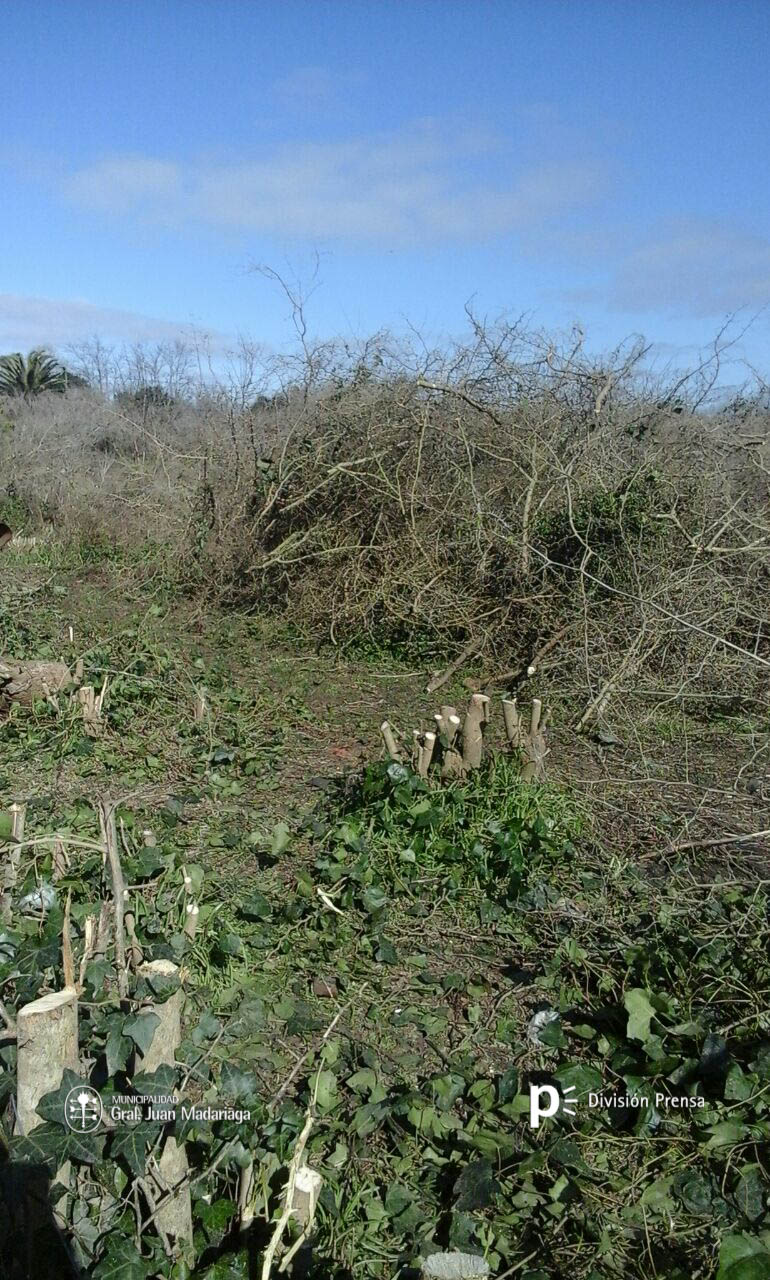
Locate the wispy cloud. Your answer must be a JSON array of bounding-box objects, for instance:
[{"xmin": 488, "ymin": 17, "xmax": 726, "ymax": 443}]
[
  {"xmin": 64, "ymin": 157, "xmax": 180, "ymax": 214},
  {"xmin": 272, "ymin": 65, "xmax": 365, "ymax": 110},
  {"xmin": 609, "ymin": 220, "xmax": 770, "ymax": 316},
  {"xmin": 0, "ymin": 293, "xmax": 214, "ymax": 350},
  {"xmin": 58, "ymin": 122, "xmax": 607, "ymax": 246}
]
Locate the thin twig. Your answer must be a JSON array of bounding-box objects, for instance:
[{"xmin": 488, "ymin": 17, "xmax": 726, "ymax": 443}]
[
  {"xmin": 426, "ymin": 638, "xmax": 484, "ymax": 694},
  {"xmin": 62, "ymin": 889, "xmax": 75, "ymax": 988},
  {"xmin": 668, "ymin": 828, "xmax": 770, "ymax": 854},
  {"xmin": 271, "ymin": 991, "xmax": 362, "ymax": 1109}
]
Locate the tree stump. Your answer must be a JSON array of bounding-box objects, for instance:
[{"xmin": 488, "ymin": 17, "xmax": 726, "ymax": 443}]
[
  {"xmin": 421, "ymin": 1252, "xmax": 490, "ymax": 1279},
  {"xmin": 461, "ymin": 694, "xmax": 490, "ymax": 772},
  {"xmin": 16, "ymin": 987, "xmax": 80, "ymax": 1226},
  {"xmin": 502, "ymin": 696, "xmax": 550, "ymax": 781},
  {"xmin": 0, "ymin": 660, "xmax": 72, "ymax": 707},
  {"xmin": 16, "ymin": 988, "xmax": 79, "ymax": 1135}
]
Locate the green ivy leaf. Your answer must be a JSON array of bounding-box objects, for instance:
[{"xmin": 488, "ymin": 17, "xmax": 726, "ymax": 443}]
[
  {"xmin": 674, "ymin": 1171, "xmax": 713, "ymax": 1215},
  {"xmin": 735, "ymin": 1166, "xmax": 767, "ymax": 1223},
  {"xmin": 315, "ymin": 1069, "xmax": 339, "ymax": 1113},
  {"xmin": 362, "ymin": 885, "xmax": 388, "ymax": 915},
  {"xmin": 133, "ymin": 1063, "xmax": 180, "ymax": 1098},
  {"xmin": 707, "ymin": 1122, "xmax": 751, "ymax": 1150},
  {"xmin": 498, "ymin": 1066, "xmax": 519, "ymax": 1103},
  {"xmin": 538, "ymin": 1018, "xmax": 567, "ymax": 1049},
  {"xmin": 216, "ymin": 930, "xmax": 244, "ymax": 957},
  {"xmin": 110, "ymin": 1121, "xmax": 161, "ymax": 1177},
  {"xmin": 105, "ymin": 1022, "xmax": 133, "ymax": 1076},
  {"xmin": 454, "ymin": 1158, "xmax": 498, "ymax": 1210},
  {"xmin": 84, "ymin": 958, "xmax": 114, "ymax": 992},
  {"xmin": 238, "ymin": 891, "xmax": 272, "ymax": 920},
  {"xmin": 624, "ymin": 988, "xmax": 657, "ymax": 1043},
  {"xmin": 554, "ymin": 1063, "xmax": 604, "ymax": 1103},
  {"xmin": 122, "ymin": 1012, "xmax": 160, "ymax": 1057},
  {"xmin": 135, "ymin": 969, "xmax": 180, "ymax": 1003},
  {"xmin": 717, "ymin": 1234, "xmax": 770, "ymax": 1280},
  {"xmin": 220, "ymin": 1062, "xmax": 259, "ymax": 1106},
  {"xmin": 385, "ymin": 1183, "xmax": 413, "ymax": 1216},
  {"xmin": 132, "ymin": 847, "xmax": 169, "ymax": 878},
  {"xmin": 35, "ymin": 1069, "xmax": 86, "ymax": 1126},
  {"xmin": 92, "ymin": 1233, "xmax": 152, "ymax": 1279},
  {"xmin": 11, "ymin": 1121, "xmax": 105, "ymax": 1168},
  {"xmin": 270, "ymin": 821, "xmax": 291, "ymax": 855},
  {"xmin": 346, "ymin": 1068, "xmax": 379, "ymax": 1095},
  {"xmin": 725, "ymin": 1065, "xmax": 754, "ymax": 1102},
  {"xmin": 375, "ymin": 937, "xmax": 398, "ymax": 964},
  {"xmin": 197, "ymin": 1197, "xmax": 238, "ymax": 1231},
  {"xmin": 723, "ymin": 1263, "xmax": 770, "ymax": 1280}
]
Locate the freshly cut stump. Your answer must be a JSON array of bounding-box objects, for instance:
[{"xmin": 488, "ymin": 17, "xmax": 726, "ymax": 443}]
[
  {"xmin": 0, "ymin": 660, "xmax": 72, "ymax": 707},
  {"xmin": 16, "ymin": 987, "xmax": 80, "ymax": 1225},
  {"xmin": 16, "ymin": 988, "xmax": 79, "ymax": 1134},
  {"xmin": 421, "ymin": 1253, "xmax": 491, "ymax": 1279}
]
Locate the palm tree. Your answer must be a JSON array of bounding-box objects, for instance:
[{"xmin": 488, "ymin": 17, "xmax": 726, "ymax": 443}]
[{"xmin": 0, "ymin": 348, "xmax": 71, "ymax": 396}]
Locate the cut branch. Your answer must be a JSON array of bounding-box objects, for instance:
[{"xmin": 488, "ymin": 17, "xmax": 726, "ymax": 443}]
[
  {"xmin": 137, "ymin": 959, "xmax": 192, "ymax": 1248},
  {"xmin": 98, "ymin": 800, "xmax": 128, "ymax": 1000},
  {"xmin": 0, "ymin": 802, "xmax": 26, "ymax": 925},
  {"xmin": 461, "ymin": 694, "xmax": 490, "ymax": 771},
  {"xmin": 426, "ymin": 638, "xmax": 484, "ymax": 694},
  {"xmin": 380, "ymin": 720, "xmax": 404, "ymax": 762}
]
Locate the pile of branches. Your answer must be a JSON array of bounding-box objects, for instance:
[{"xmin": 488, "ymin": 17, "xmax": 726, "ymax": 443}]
[
  {"xmin": 189, "ymin": 320, "xmax": 770, "ymax": 721},
  {"xmin": 2, "ymin": 316, "xmax": 769, "ymax": 720}
]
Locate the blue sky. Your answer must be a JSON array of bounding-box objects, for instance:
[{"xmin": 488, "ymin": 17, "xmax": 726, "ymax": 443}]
[{"xmin": 3, "ymin": 0, "xmax": 770, "ymax": 378}]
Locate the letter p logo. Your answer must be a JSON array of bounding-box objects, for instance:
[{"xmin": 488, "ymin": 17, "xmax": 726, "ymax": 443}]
[
  {"xmin": 528, "ymin": 1083, "xmax": 577, "ymax": 1128},
  {"xmin": 529, "ymin": 1084, "xmax": 560, "ymax": 1129}
]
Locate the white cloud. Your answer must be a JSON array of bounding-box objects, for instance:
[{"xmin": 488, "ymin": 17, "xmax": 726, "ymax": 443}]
[
  {"xmin": 64, "ymin": 156, "xmax": 180, "ymax": 213},
  {"xmin": 609, "ymin": 221, "xmax": 770, "ymax": 316},
  {"xmin": 272, "ymin": 65, "xmax": 365, "ymax": 109},
  {"xmin": 57, "ymin": 123, "xmax": 606, "ymax": 246},
  {"xmin": 0, "ymin": 294, "xmax": 214, "ymax": 350}
]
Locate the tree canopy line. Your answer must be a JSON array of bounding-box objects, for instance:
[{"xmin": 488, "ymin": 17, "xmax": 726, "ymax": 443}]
[
  {"xmin": 2, "ymin": 331, "xmax": 770, "ymax": 418},
  {"xmin": 0, "ymin": 348, "xmax": 88, "ymax": 397},
  {"xmin": 0, "ymin": 347, "xmax": 177, "ymax": 406}
]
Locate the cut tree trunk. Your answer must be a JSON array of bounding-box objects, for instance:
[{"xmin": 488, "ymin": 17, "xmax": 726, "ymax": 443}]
[
  {"xmin": 0, "ymin": 660, "xmax": 71, "ymax": 707},
  {"xmin": 0, "ymin": 802, "xmax": 26, "ymax": 924},
  {"xmin": 503, "ymin": 696, "xmax": 549, "ymax": 781},
  {"xmin": 98, "ymin": 801, "xmax": 128, "ymax": 1000},
  {"xmin": 421, "ymin": 1253, "xmax": 490, "ymax": 1278},
  {"xmin": 77, "ymin": 681, "xmax": 107, "ymax": 736},
  {"xmin": 15, "ymin": 988, "xmax": 79, "ymax": 1135},
  {"xmin": 461, "ymin": 694, "xmax": 490, "ymax": 771},
  {"xmin": 416, "ymin": 731, "xmax": 436, "ymax": 777},
  {"xmin": 437, "ymin": 706, "xmax": 464, "ymax": 779},
  {"xmin": 292, "ymin": 1164, "xmax": 323, "ymax": 1229},
  {"xmin": 380, "ymin": 720, "xmax": 404, "ymax": 762},
  {"xmin": 16, "ymin": 986, "xmax": 80, "ymax": 1226}
]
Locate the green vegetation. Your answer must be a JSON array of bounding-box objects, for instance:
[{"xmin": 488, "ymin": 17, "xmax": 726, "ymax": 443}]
[{"xmin": 0, "ymin": 559, "xmax": 768, "ymax": 1280}]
